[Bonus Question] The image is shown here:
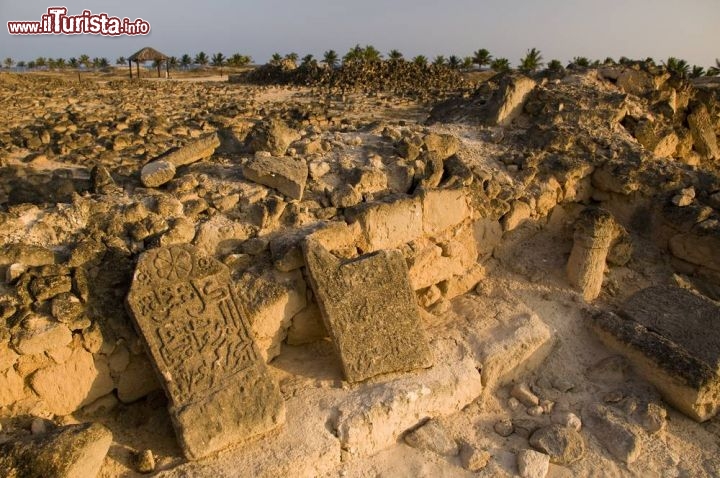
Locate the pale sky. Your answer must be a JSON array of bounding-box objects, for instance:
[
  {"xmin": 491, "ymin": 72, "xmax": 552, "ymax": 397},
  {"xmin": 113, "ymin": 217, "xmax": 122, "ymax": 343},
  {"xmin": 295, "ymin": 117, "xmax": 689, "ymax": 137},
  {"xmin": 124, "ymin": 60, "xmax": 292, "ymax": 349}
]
[{"xmin": 1, "ymin": 0, "xmax": 719, "ymax": 67}]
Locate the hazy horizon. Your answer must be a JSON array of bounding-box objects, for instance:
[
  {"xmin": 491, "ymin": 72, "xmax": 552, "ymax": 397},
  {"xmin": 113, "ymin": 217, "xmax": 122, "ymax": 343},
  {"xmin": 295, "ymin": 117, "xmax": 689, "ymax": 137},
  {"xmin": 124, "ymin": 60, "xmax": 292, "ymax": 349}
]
[{"xmin": 2, "ymin": 1, "xmax": 719, "ymax": 68}]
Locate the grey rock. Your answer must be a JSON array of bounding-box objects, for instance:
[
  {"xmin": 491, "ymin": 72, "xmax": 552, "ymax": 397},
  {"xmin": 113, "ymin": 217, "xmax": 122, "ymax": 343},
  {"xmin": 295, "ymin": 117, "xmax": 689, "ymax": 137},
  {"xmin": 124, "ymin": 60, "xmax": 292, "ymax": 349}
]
[
  {"xmin": 404, "ymin": 420, "xmax": 458, "ymax": 456},
  {"xmin": 517, "ymin": 449, "xmax": 550, "ymax": 478},
  {"xmin": 140, "ymin": 159, "xmax": 176, "ymax": 188},
  {"xmin": 582, "ymin": 402, "xmax": 642, "ymax": 464},
  {"xmin": 529, "ymin": 424, "xmax": 585, "ymax": 464},
  {"xmin": 243, "ymin": 156, "xmax": 308, "ymax": 200}
]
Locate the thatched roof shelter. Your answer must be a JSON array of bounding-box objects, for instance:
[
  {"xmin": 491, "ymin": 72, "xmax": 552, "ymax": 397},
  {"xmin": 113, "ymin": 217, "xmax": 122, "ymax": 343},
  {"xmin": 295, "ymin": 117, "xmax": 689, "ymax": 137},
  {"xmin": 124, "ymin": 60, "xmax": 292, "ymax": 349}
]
[{"xmin": 128, "ymin": 46, "xmax": 170, "ymax": 79}]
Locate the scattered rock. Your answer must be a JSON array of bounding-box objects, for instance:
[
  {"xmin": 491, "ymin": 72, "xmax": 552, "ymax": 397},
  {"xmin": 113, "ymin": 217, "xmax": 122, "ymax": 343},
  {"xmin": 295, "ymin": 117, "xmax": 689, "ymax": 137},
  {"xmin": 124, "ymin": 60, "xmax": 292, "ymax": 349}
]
[
  {"xmin": 0, "ymin": 422, "xmax": 112, "ymax": 478},
  {"xmin": 140, "ymin": 159, "xmax": 176, "ymax": 188},
  {"xmin": 582, "ymin": 402, "xmax": 642, "ymax": 464},
  {"xmin": 158, "ymin": 133, "xmax": 220, "ymax": 167},
  {"xmin": 243, "ymin": 156, "xmax": 308, "ymax": 200},
  {"xmin": 529, "ymin": 424, "xmax": 585, "ymax": 464},
  {"xmin": 517, "ymin": 449, "xmax": 550, "ymax": 478},
  {"xmin": 671, "ymin": 187, "xmax": 695, "ymax": 207},
  {"xmin": 246, "ymin": 119, "xmax": 301, "ymax": 156},
  {"xmin": 459, "ymin": 443, "xmax": 490, "ymax": 471},
  {"xmin": 511, "ymin": 382, "xmax": 540, "ymax": 407},
  {"xmin": 494, "ymin": 419, "xmax": 514, "ymax": 437},
  {"xmin": 404, "ymin": 420, "xmax": 459, "ymax": 456},
  {"xmin": 136, "ymin": 449, "xmax": 156, "ymax": 473}
]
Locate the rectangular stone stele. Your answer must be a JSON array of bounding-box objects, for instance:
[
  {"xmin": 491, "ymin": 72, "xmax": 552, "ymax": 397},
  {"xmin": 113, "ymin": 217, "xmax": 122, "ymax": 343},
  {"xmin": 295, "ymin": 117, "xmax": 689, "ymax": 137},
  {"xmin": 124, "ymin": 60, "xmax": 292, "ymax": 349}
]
[
  {"xmin": 126, "ymin": 245, "xmax": 285, "ymax": 460},
  {"xmin": 302, "ymin": 238, "xmax": 434, "ymax": 383},
  {"xmin": 590, "ymin": 285, "xmax": 720, "ymax": 422}
]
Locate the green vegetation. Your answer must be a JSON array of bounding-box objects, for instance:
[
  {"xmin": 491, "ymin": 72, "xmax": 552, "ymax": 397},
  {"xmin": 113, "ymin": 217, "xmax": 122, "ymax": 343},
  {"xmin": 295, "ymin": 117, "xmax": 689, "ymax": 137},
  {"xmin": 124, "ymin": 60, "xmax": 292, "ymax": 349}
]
[{"xmin": 519, "ymin": 48, "xmax": 543, "ymax": 72}]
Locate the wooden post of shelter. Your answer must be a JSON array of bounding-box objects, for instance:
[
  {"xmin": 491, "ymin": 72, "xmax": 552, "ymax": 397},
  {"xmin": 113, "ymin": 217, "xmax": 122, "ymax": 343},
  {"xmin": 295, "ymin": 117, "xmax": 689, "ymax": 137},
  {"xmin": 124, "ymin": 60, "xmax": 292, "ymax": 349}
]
[{"xmin": 128, "ymin": 46, "xmax": 171, "ymax": 82}]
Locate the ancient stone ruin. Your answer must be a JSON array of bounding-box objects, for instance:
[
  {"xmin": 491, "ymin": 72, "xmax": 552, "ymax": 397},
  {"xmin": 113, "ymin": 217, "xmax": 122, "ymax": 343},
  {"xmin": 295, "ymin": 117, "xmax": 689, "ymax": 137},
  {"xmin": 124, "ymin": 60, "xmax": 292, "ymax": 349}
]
[
  {"xmin": 126, "ymin": 245, "xmax": 285, "ymax": 459},
  {"xmin": 0, "ymin": 63, "xmax": 719, "ymax": 476}
]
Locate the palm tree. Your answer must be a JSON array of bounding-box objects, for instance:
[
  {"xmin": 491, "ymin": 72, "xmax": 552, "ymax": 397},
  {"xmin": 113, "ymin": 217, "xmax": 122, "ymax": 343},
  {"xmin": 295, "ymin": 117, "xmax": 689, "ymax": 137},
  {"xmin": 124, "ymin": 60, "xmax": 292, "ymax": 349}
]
[
  {"xmin": 343, "ymin": 44, "xmax": 364, "ymax": 64},
  {"xmin": 270, "ymin": 52, "xmax": 283, "ymax": 65},
  {"xmin": 664, "ymin": 57, "xmax": 689, "ymax": 78},
  {"xmin": 211, "ymin": 52, "xmax": 225, "ymax": 76},
  {"xmin": 432, "ymin": 55, "xmax": 446, "ymax": 67},
  {"xmin": 300, "ymin": 54, "xmax": 315, "ymax": 67},
  {"xmin": 603, "ymin": 57, "xmax": 616, "ymax": 65},
  {"xmin": 35, "ymin": 57, "xmax": 48, "ymax": 68},
  {"xmin": 27, "ymin": 61, "xmax": 36, "ymax": 69},
  {"xmin": 490, "ymin": 57, "xmax": 511, "ymax": 72},
  {"xmin": 519, "ymin": 48, "xmax": 543, "ymax": 73},
  {"xmin": 116, "ymin": 56, "xmax": 126, "ymax": 65},
  {"xmin": 388, "ymin": 49, "xmax": 404, "ymax": 61},
  {"xmin": 447, "ymin": 55, "xmax": 461, "ymax": 69},
  {"xmin": 412, "ymin": 55, "xmax": 428, "ymax": 67},
  {"xmin": 168, "ymin": 56, "xmax": 178, "ymax": 70},
  {"xmin": 547, "ymin": 59, "xmax": 563, "ymax": 72},
  {"xmin": 323, "ymin": 50, "xmax": 339, "ymax": 68},
  {"xmin": 284, "ymin": 52, "xmax": 299, "ymax": 65},
  {"xmin": 68, "ymin": 57, "xmax": 78, "ymax": 68},
  {"xmin": 707, "ymin": 59, "xmax": 720, "ymax": 76},
  {"xmin": 363, "ymin": 45, "xmax": 382, "ymax": 62},
  {"xmin": 48, "ymin": 58, "xmax": 58, "ymax": 69},
  {"xmin": 571, "ymin": 56, "xmax": 590, "ymax": 68},
  {"xmin": 3, "ymin": 57, "xmax": 14, "ymax": 68},
  {"xmin": 79, "ymin": 54, "xmax": 90, "ymax": 68},
  {"xmin": 56, "ymin": 58, "xmax": 66, "ymax": 69},
  {"xmin": 690, "ymin": 65, "xmax": 705, "ymax": 78},
  {"xmin": 462, "ymin": 57, "xmax": 474, "ymax": 70},
  {"xmin": 180, "ymin": 54, "xmax": 192, "ymax": 69},
  {"xmin": 194, "ymin": 51, "xmax": 209, "ymax": 67},
  {"xmin": 472, "ymin": 48, "xmax": 492, "ymax": 68},
  {"xmin": 228, "ymin": 53, "xmax": 251, "ymax": 67},
  {"xmin": 17, "ymin": 61, "xmax": 26, "ymax": 69},
  {"xmin": 99, "ymin": 58, "xmax": 109, "ymax": 68},
  {"xmin": 211, "ymin": 52, "xmax": 225, "ymax": 67}
]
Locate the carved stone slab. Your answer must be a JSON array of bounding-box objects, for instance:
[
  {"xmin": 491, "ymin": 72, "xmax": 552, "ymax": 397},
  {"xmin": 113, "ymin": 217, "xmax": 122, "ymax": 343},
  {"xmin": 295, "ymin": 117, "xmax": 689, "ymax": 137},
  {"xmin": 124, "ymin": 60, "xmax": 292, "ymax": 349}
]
[
  {"xmin": 126, "ymin": 245, "xmax": 284, "ymax": 459},
  {"xmin": 303, "ymin": 239, "xmax": 433, "ymax": 383}
]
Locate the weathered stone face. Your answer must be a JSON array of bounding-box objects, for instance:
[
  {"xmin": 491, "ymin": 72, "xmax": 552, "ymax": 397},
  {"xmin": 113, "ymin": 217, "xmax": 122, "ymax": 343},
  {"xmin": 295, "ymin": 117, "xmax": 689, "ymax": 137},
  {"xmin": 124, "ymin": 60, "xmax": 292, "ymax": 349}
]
[
  {"xmin": 590, "ymin": 285, "xmax": 720, "ymax": 422},
  {"xmin": 126, "ymin": 245, "xmax": 285, "ymax": 459},
  {"xmin": 303, "ymin": 239, "xmax": 433, "ymax": 383}
]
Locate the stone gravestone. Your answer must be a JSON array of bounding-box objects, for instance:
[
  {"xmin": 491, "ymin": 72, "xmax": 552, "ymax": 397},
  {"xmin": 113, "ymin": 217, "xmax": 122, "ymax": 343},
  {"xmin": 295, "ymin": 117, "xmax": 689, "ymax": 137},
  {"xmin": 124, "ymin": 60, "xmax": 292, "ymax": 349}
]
[
  {"xmin": 126, "ymin": 245, "xmax": 285, "ymax": 459},
  {"xmin": 303, "ymin": 238, "xmax": 433, "ymax": 383}
]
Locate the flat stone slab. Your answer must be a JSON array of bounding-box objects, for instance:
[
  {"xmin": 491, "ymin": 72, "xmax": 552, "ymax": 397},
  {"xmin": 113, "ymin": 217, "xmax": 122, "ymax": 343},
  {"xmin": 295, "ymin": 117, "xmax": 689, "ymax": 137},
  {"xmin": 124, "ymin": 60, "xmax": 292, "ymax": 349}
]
[
  {"xmin": 590, "ymin": 285, "xmax": 720, "ymax": 421},
  {"xmin": 303, "ymin": 239, "xmax": 433, "ymax": 382},
  {"xmin": 126, "ymin": 245, "xmax": 285, "ymax": 459},
  {"xmin": 242, "ymin": 156, "xmax": 308, "ymax": 200}
]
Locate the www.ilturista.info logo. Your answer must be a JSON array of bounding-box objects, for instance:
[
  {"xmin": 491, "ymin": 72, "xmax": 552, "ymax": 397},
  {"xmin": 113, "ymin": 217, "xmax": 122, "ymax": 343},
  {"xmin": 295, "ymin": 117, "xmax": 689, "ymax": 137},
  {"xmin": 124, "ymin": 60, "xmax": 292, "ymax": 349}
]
[{"xmin": 7, "ymin": 7, "xmax": 150, "ymax": 36}]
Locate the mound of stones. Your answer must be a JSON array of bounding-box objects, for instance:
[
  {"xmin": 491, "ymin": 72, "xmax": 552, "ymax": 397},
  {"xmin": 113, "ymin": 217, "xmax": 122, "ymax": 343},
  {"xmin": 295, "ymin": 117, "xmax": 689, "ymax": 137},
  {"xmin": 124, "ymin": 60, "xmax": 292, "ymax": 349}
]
[{"xmin": 241, "ymin": 60, "xmax": 469, "ymax": 98}]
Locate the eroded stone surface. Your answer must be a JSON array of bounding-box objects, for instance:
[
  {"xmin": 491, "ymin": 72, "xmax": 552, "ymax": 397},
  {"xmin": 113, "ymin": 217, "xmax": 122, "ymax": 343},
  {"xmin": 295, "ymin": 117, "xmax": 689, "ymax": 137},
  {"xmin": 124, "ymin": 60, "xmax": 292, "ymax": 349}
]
[
  {"xmin": 126, "ymin": 245, "xmax": 285, "ymax": 459},
  {"xmin": 0, "ymin": 422, "xmax": 112, "ymax": 478},
  {"xmin": 242, "ymin": 156, "xmax": 308, "ymax": 200},
  {"xmin": 303, "ymin": 239, "xmax": 433, "ymax": 382},
  {"xmin": 590, "ymin": 285, "xmax": 720, "ymax": 421}
]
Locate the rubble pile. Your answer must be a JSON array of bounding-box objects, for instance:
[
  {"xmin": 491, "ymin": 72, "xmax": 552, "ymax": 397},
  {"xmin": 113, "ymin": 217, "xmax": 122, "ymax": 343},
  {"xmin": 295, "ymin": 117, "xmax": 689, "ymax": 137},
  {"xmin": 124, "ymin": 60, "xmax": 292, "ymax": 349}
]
[{"xmin": 0, "ymin": 65, "xmax": 719, "ymax": 476}]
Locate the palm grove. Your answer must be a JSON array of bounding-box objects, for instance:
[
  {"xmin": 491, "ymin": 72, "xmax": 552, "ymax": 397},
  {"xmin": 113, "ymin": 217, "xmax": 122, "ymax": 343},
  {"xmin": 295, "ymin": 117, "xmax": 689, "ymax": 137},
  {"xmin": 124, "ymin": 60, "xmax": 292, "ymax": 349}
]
[{"xmin": 3, "ymin": 46, "xmax": 720, "ymax": 78}]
